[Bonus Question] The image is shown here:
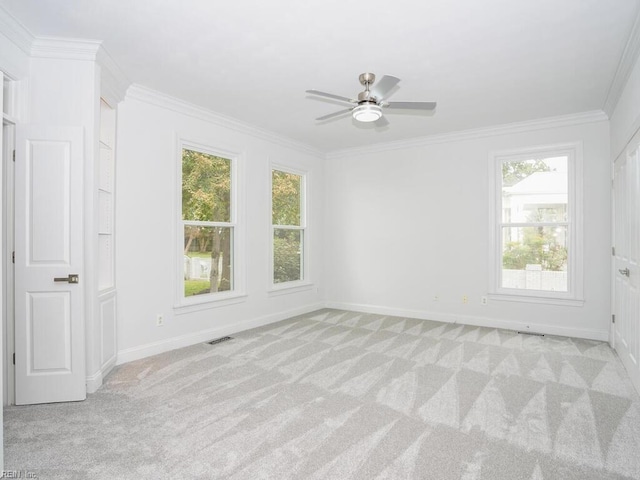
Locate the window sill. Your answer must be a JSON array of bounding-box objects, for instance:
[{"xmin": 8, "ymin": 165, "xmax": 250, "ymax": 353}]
[
  {"xmin": 174, "ymin": 292, "xmax": 248, "ymax": 315},
  {"xmin": 488, "ymin": 292, "xmax": 584, "ymax": 307},
  {"xmin": 268, "ymin": 282, "xmax": 314, "ymax": 297}
]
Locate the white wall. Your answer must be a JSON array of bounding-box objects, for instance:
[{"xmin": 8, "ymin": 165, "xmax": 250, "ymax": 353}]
[
  {"xmin": 324, "ymin": 119, "xmax": 611, "ymax": 340},
  {"xmin": 115, "ymin": 89, "xmax": 325, "ymax": 362}
]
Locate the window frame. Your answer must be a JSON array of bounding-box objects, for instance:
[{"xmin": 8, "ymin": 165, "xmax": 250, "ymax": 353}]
[
  {"xmin": 175, "ymin": 138, "xmax": 246, "ymax": 311},
  {"xmin": 488, "ymin": 142, "xmax": 584, "ymax": 306},
  {"xmin": 269, "ymin": 163, "xmax": 311, "ymax": 293}
]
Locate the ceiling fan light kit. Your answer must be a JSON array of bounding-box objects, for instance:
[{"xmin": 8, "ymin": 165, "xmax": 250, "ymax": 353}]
[
  {"xmin": 352, "ymin": 104, "xmax": 382, "ymax": 122},
  {"xmin": 306, "ymin": 72, "xmax": 437, "ymax": 125}
]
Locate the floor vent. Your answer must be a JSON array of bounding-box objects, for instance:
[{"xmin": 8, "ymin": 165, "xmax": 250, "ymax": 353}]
[
  {"xmin": 517, "ymin": 331, "xmax": 545, "ymax": 337},
  {"xmin": 207, "ymin": 336, "xmax": 233, "ymax": 345}
]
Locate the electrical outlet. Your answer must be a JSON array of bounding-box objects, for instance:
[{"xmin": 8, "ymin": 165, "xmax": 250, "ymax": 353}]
[
  {"xmin": 156, "ymin": 314, "xmax": 164, "ymax": 327},
  {"xmin": 462, "ymin": 295, "xmax": 468, "ymax": 304},
  {"xmin": 481, "ymin": 296, "xmax": 488, "ymax": 306}
]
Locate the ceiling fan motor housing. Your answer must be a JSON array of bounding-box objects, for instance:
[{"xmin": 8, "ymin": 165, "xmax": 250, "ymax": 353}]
[{"xmin": 358, "ymin": 91, "xmax": 376, "ymax": 103}]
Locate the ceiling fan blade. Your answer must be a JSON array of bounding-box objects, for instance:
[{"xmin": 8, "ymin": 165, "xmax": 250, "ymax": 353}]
[
  {"xmin": 306, "ymin": 90, "xmax": 356, "ymax": 105},
  {"xmin": 316, "ymin": 108, "xmax": 353, "ymax": 121},
  {"xmin": 385, "ymin": 101, "xmax": 437, "ymax": 110},
  {"xmin": 370, "ymin": 75, "xmax": 400, "ymax": 100}
]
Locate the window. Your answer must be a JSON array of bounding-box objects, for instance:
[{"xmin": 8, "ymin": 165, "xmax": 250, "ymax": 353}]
[
  {"xmin": 271, "ymin": 168, "xmax": 306, "ymax": 286},
  {"xmin": 180, "ymin": 146, "xmax": 237, "ymax": 302},
  {"xmin": 490, "ymin": 144, "xmax": 583, "ymax": 303}
]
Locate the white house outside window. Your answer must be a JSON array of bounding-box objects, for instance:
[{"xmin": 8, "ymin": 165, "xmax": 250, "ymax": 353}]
[{"xmin": 490, "ymin": 144, "xmax": 583, "ymax": 304}]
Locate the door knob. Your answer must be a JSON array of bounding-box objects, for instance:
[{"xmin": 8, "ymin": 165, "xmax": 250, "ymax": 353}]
[
  {"xmin": 53, "ymin": 274, "xmax": 79, "ymax": 284},
  {"xmin": 619, "ymin": 268, "xmax": 630, "ymax": 277}
]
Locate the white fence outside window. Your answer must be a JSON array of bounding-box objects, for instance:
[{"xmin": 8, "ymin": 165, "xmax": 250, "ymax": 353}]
[{"xmin": 502, "ymin": 266, "xmax": 567, "ymax": 291}]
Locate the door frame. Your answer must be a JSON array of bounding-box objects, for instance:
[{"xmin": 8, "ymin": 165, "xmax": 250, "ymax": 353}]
[
  {"xmin": 2, "ymin": 71, "xmax": 20, "ymax": 407},
  {"xmin": 611, "ymin": 152, "xmax": 616, "ymax": 351},
  {"xmin": 2, "ymin": 121, "xmax": 15, "ymax": 406}
]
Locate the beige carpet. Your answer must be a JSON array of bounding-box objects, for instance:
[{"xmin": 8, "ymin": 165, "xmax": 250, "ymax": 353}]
[{"xmin": 5, "ymin": 309, "xmax": 640, "ymax": 479}]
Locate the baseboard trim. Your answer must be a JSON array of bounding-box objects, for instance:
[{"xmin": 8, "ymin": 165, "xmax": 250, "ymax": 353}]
[
  {"xmin": 85, "ymin": 356, "xmax": 117, "ymax": 394},
  {"xmin": 325, "ymin": 301, "xmax": 610, "ymax": 342},
  {"xmin": 115, "ymin": 302, "xmax": 324, "ymax": 365},
  {"xmin": 114, "ymin": 300, "xmax": 610, "ymax": 367}
]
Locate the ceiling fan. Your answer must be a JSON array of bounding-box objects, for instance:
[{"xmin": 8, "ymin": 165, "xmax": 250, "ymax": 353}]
[{"xmin": 306, "ymin": 73, "xmax": 437, "ymax": 124}]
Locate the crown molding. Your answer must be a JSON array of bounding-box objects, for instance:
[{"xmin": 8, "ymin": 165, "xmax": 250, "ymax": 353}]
[
  {"xmin": 31, "ymin": 36, "xmax": 101, "ymax": 60},
  {"xmin": 603, "ymin": 8, "xmax": 640, "ymax": 116},
  {"xmin": 97, "ymin": 46, "xmax": 130, "ymax": 107},
  {"xmin": 126, "ymin": 84, "xmax": 324, "ymax": 159},
  {"xmin": 326, "ymin": 110, "xmax": 609, "ymax": 159},
  {"xmin": 0, "ymin": 5, "xmax": 34, "ymax": 55}
]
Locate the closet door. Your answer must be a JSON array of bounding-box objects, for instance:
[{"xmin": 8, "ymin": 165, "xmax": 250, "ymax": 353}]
[
  {"xmin": 613, "ymin": 134, "xmax": 640, "ymax": 394},
  {"xmin": 14, "ymin": 125, "xmax": 86, "ymax": 404}
]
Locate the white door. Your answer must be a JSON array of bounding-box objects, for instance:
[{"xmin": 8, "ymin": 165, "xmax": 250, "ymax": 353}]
[
  {"xmin": 613, "ymin": 134, "xmax": 640, "ymax": 394},
  {"xmin": 14, "ymin": 125, "xmax": 85, "ymax": 405}
]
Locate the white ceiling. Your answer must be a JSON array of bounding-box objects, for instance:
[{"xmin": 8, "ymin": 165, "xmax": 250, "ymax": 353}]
[{"xmin": 2, "ymin": 0, "xmax": 639, "ymax": 152}]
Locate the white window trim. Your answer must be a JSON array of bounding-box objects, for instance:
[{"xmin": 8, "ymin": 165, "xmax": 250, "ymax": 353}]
[
  {"xmin": 174, "ymin": 137, "xmax": 246, "ymax": 311},
  {"xmin": 268, "ymin": 162, "xmax": 312, "ymax": 294},
  {"xmin": 488, "ymin": 142, "xmax": 584, "ymax": 306}
]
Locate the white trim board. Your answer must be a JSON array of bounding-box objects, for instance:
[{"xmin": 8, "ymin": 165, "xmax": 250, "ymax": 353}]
[
  {"xmin": 0, "ymin": 5, "xmax": 33, "ymax": 55},
  {"xmin": 325, "ymin": 301, "xmax": 610, "ymax": 342},
  {"xmin": 97, "ymin": 46, "xmax": 130, "ymax": 107},
  {"xmin": 30, "ymin": 37, "xmax": 101, "ymax": 60},
  {"xmin": 85, "ymin": 356, "xmax": 116, "ymax": 394},
  {"xmin": 126, "ymin": 84, "xmax": 324, "ymax": 159},
  {"xmin": 326, "ymin": 111, "xmax": 608, "ymax": 159},
  {"xmin": 116, "ymin": 302, "xmax": 324, "ymax": 365},
  {"xmin": 603, "ymin": 6, "xmax": 640, "ymax": 117},
  {"xmin": 116, "ymin": 299, "xmax": 609, "ymax": 369}
]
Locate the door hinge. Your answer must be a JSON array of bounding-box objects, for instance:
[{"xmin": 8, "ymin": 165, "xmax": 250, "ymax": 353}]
[
  {"xmin": 12, "ymin": 251, "xmax": 14, "ymax": 264},
  {"xmin": 612, "ymin": 314, "xmax": 616, "ymax": 324},
  {"xmin": 12, "ymin": 150, "xmax": 15, "ymax": 162},
  {"xmin": 612, "ymin": 246, "xmax": 616, "ymax": 256},
  {"xmin": 12, "ymin": 353, "xmax": 15, "ymax": 365}
]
